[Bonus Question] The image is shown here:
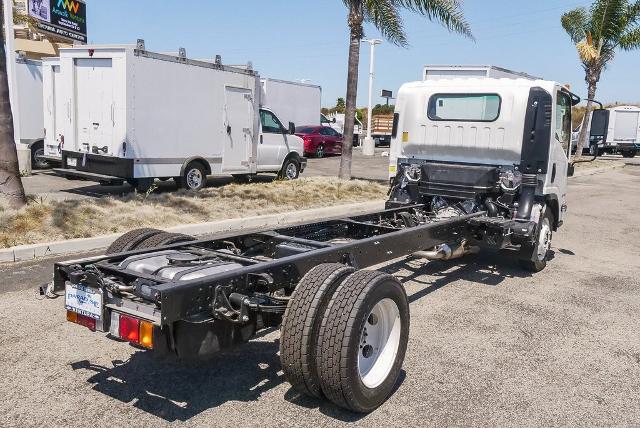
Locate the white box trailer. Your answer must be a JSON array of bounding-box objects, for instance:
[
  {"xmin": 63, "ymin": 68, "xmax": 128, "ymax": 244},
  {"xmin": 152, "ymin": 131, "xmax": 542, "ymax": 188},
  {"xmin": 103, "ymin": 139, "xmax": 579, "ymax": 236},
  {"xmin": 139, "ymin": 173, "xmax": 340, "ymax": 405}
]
[
  {"xmin": 423, "ymin": 65, "xmax": 541, "ymax": 81},
  {"xmin": 573, "ymin": 105, "xmax": 640, "ymax": 157},
  {"xmin": 54, "ymin": 45, "xmax": 307, "ymax": 190},
  {"xmin": 14, "ymin": 57, "xmax": 46, "ymax": 167},
  {"xmin": 261, "ymin": 78, "xmax": 321, "ymax": 127},
  {"xmin": 42, "ymin": 57, "xmax": 66, "ymax": 163}
]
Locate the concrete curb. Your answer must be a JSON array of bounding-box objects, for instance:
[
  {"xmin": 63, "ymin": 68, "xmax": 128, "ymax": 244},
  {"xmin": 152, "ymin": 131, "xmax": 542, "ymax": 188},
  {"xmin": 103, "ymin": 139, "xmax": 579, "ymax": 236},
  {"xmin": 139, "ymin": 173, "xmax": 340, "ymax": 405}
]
[{"xmin": 0, "ymin": 201, "xmax": 385, "ymax": 264}]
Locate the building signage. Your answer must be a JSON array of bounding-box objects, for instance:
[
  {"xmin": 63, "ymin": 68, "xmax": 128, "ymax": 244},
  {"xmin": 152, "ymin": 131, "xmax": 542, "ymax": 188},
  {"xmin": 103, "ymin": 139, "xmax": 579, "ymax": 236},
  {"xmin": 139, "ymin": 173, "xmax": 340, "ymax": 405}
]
[{"xmin": 28, "ymin": 0, "xmax": 87, "ymax": 43}]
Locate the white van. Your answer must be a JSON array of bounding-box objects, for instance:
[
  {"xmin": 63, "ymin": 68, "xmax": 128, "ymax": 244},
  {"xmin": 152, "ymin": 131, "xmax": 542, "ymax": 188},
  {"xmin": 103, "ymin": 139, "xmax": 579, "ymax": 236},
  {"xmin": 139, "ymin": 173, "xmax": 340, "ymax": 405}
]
[{"xmin": 54, "ymin": 45, "xmax": 307, "ymax": 190}]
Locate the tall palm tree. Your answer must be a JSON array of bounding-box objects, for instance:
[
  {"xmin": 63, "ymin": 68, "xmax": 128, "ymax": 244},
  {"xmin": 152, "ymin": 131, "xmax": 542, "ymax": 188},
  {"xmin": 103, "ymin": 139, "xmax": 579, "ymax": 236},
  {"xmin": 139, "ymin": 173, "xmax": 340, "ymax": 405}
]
[
  {"xmin": 562, "ymin": 0, "xmax": 640, "ymax": 156},
  {"xmin": 338, "ymin": 0, "xmax": 472, "ymax": 179},
  {"xmin": 0, "ymin": 0, "xmax": 27, "ymax": 208}
]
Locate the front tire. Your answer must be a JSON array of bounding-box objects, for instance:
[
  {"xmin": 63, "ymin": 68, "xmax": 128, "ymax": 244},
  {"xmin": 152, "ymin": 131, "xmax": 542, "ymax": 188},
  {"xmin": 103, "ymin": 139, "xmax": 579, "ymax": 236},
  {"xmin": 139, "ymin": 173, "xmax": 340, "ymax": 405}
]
[
  {"xmin": 519, "ymin": 207, "xmax": 554, "ymax": 272},
  {"xmin": 279, "ymin": 157, "xmax": 300, "ymax": 180},
  {"xmin": 317, "ymin": 270, "xmax": 409, "ymax": 413}
]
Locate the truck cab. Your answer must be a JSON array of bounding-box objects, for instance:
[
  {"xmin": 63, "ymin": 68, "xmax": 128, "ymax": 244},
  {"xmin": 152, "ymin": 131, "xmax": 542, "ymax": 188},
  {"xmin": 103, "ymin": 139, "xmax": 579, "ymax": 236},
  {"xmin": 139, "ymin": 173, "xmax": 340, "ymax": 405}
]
[
  {"xmin": 388, "ymin": 77, "xmax": 579, "ymax": 270},
  {"xmin": 258, "ymin": 107, "xmax": 306, "ymax": 179}
]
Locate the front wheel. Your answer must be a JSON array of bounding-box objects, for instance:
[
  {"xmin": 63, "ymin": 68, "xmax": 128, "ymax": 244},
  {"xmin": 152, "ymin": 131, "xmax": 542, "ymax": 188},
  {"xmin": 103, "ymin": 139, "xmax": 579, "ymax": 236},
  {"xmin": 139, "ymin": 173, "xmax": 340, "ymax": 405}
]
[
  {"xmin": 519, "ymin": 207, "xmax": 553, "ymax": 272},
  {"xmin": 317, "ymin": 270, "xmax": 409, "ymax": 413},
  {"xmin": 279, "ymin": 158, "xmax": 300, "ymax": 180}
]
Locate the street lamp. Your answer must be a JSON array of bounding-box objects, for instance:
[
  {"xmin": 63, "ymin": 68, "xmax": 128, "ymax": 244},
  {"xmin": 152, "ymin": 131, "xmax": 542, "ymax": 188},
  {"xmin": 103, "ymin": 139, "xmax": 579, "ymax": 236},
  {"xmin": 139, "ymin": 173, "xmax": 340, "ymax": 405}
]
[{"xmin": 361, "ymin": 38, "xmax": 382, "ymax": 156}]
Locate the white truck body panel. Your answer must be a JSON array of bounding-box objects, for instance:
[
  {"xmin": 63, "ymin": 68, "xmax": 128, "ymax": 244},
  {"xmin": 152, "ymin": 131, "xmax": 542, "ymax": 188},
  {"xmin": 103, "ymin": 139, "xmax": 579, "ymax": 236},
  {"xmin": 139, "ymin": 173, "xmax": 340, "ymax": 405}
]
[
  {"xmin": 57, "ymin": 45, "xmax": 304, "ymax": 179},
  {"xmin": 423, "ymin": 65, "xmax": 541, "ymax": 81},
  {"xmin": 15, "ymin": 58, "xmax": 44, "ymax": 145},
  {"xmin": 42, "ymin": 58, "xmax": 68, "ymax": 159},
  {"xmin": 322, "ymin": 113, "xmax": 363, "ymax": 136},
  {"xmin": 391, "ymin": 78, "xmax": 570, "ymax": 224},
  {"xmin": 261, "ymin": 78, "xmax": 321, "ymax": 127}
]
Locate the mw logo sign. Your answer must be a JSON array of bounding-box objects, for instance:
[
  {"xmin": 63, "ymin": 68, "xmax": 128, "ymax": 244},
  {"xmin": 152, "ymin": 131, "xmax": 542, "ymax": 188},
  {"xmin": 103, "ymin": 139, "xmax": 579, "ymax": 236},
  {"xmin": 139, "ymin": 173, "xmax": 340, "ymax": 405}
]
[{"xmin": 57, "ymin": 0, "xmax": 81, "ymax": 14}]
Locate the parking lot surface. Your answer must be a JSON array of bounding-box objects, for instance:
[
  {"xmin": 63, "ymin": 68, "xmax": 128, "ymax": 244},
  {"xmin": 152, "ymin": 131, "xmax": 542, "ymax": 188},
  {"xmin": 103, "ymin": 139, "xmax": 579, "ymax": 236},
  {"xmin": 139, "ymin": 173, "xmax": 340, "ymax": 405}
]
[{"xmin": 1, "ymin": 166, "xmax": 639, "ymax": 427}]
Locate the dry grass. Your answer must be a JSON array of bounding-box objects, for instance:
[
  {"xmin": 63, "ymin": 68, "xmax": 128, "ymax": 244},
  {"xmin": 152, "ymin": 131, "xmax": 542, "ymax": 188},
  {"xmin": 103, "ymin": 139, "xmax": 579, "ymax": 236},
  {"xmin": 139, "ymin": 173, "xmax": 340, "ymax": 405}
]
[
  {"xmin": 0, "ymin": 178, "xmax": 388, "ymax": 249},
  {"xmin": 573, "ymin": 157, "xmax": 624, "ymax": 169}
]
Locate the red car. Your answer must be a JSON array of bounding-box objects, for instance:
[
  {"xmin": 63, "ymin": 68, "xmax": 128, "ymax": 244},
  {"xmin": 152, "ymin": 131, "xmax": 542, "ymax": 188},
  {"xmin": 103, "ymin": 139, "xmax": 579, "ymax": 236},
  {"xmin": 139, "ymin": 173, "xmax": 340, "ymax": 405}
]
[{"xmin": 295, "ymin": 126, "xmax": 343, "ymax": 158}]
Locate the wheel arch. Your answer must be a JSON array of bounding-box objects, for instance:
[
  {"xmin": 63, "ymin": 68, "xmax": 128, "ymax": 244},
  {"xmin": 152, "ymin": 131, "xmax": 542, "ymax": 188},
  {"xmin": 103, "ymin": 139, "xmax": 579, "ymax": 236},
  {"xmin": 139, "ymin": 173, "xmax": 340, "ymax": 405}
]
[{"xmin": 180, "ymin": 157, "xmax": 211, "ymax": 177}]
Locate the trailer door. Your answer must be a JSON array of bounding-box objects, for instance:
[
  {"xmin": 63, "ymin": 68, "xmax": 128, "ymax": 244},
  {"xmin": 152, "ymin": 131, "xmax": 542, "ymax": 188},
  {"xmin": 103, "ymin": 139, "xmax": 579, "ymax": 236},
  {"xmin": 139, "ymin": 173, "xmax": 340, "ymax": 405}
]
[
  {"xmin": 75, "ymin": 58, "xmax": 116, "ymax": 155},
  {"xmin": 614, "ymin": 111, "xmax": 640, "ymax": 141},
  {"xmin": 223, "ymin": 87, "xmax": 253, "ymax": 171}
]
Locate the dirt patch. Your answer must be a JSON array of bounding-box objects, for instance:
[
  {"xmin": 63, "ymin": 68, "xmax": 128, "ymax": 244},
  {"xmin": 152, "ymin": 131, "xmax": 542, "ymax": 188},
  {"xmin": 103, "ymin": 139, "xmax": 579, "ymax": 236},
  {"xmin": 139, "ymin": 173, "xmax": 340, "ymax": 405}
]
[
  {"xmin": 573, "ymin": 158, "xmax": 623, "ymax": 170},
  {"xmin": 0, "ymin": 178, "xmax": 387, "ymax": 248}
]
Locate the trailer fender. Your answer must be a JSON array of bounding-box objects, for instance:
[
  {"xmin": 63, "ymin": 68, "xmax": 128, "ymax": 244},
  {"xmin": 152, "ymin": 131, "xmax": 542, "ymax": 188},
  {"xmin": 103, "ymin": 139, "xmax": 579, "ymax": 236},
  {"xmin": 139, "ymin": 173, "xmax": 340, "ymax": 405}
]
[{"xmin": 180, "ymin": 157, "xmax": 212, "ymax": 177}]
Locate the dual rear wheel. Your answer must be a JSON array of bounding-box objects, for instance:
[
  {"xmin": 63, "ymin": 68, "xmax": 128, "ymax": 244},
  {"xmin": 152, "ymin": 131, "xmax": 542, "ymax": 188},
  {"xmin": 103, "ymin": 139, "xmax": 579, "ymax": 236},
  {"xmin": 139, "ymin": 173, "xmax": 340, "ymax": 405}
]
[{"xmin": 280, "ymin": 264, "xmax": 410, "ymax": 413}]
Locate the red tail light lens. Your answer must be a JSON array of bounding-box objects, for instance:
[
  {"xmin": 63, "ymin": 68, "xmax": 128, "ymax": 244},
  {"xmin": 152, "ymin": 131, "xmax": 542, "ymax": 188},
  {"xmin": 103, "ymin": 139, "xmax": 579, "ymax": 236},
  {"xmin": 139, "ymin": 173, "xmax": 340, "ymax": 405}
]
[
  {"xmin": 66, "ymin": 310, "xmax": 96, "ymax": 331},
  {"xmin": 119, "ymin": 315, "xmax": 140, "ymax": 342}
]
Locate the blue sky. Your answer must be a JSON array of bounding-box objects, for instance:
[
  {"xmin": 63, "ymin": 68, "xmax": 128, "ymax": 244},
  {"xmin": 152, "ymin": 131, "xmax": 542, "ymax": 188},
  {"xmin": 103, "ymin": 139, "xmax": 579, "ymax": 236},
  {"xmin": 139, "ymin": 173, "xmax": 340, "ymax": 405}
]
[{"xmin": 87, "ymin": 0, "xmax": 639, "ymax": 107}]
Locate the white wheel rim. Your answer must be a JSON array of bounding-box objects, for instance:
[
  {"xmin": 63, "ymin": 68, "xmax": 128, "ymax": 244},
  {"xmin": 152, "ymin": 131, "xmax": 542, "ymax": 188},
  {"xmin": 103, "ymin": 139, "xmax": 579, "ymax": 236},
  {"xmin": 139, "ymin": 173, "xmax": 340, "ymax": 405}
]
[
  {"xmin": 358, "ymin": 298, "xmax": 401, "ymax": 389},
  {"xmin": 285, "ymin": 163, "xmax": 297, "ymax": 179},
  {"xmin": 186, "ymin": 168, "xmax": 203, "ymax": 189},
  {"xmin": 536, "ymin": 218, "xmax": 552, "ymax": 261},
  {"xmin": 317, "ymin": 146, "xmax": 324, "ymax": 157}
]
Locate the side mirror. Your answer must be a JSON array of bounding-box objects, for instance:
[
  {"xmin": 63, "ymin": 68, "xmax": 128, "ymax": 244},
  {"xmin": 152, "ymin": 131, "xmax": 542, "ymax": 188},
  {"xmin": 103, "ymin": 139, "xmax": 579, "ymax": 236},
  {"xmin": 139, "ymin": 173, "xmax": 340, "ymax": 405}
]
[
  {"xmin": 288, "ymin": 122, "xmax": 296, "ymax": 135},
  {"xmin": 590, "ymin": 109, "xmax": 610, "ymax": 141},
  {"xmin": 567, "ymin": 164, "xmax": 575, "ymax": 177},
  {"xmin": 332, "ymin": 117, "xmax": 337, "ymax": 123}
]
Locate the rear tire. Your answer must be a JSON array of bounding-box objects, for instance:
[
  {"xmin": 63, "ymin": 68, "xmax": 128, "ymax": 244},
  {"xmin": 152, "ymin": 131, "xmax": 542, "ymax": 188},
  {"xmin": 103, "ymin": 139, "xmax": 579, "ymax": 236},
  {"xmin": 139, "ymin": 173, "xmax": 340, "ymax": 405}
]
[
  {"xmin": 317, "ymin": 270, "xmax": 409, "ymax": 413},
  {"xmin": 180, "ymin": 162, "xmax": 208, "ymax": 191},
  {"xmin": 280, "ymin": 263, "xmax": 355, "ymax": 398},
  {"xmin": 31, "ymin": 142, "xmax": 49, "ymax": 170},
  {"xmin": 622, "ymin": 150, "xmax": 637, "ymax": 158},
  {"xmin": 106, "ymin": 228, "xmax": 164, "ymax": 255},
  {"xmin": 136, "ymin": 232, "xmax": 195, "ymax": 250},
  {"xmin": 589, "ymin": 144, "xmax": 599, "ymax": 157}
]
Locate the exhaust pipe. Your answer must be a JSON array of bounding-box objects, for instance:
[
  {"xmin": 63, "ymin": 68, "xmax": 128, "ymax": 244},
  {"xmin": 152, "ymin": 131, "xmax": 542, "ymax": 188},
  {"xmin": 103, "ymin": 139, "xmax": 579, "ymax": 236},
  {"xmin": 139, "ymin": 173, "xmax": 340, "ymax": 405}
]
[{"xmin": 414, "ymin": 240, "xmax": 479, "ymax": 261}]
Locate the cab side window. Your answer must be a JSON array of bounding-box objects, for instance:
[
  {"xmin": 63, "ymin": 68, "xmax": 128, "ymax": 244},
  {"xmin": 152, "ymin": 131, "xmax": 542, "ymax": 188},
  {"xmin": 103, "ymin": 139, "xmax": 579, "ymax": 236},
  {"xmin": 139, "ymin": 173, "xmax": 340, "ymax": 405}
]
[
  {"xmin": 260, "ymin": 110, "xmax": 284, "ymax": 134},
  {"xmin": 555, "ymin": 92, "xmax": 572, "ymax": 152}
]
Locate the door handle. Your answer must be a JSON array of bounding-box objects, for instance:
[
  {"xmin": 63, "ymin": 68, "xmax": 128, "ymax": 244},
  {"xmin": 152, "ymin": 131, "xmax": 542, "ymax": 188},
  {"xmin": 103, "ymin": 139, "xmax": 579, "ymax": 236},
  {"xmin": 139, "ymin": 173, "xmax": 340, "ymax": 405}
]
[{"xmin": 260, "ymin": 135, "xmax": 263, "ymax": 144}]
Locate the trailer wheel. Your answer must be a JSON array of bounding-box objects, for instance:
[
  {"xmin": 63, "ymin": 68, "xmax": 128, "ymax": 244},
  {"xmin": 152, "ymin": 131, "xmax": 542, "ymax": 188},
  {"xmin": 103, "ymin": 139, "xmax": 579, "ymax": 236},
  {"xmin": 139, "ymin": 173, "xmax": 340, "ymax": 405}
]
[
  {"xmin": 280, "ymin": 263, "xmax": 355, "ymax": 398},
  {"xmin": 279, "ymin": 157, "xmax": 300, "ymax": 180},
  {"xmin": 180, "ymin": 162, "xmax": 208, "ymax": 191},
  {"xmin": 317, "ymin": 270, "xmax": 409, "ymax": 413},
  {"xmin": 622, "ymin": 150, "xmax": 637, "ymax": 158},
  {"xmin": 106, "ymin": 228, "xmax": 164, "ymax": 255},
  {"xmin": 519, "ymin": 208, "xmax": 554, "ymax": 272},
  {"xmin": 136, "ymin": 232, "xmax": 195, "ymax": 250}
]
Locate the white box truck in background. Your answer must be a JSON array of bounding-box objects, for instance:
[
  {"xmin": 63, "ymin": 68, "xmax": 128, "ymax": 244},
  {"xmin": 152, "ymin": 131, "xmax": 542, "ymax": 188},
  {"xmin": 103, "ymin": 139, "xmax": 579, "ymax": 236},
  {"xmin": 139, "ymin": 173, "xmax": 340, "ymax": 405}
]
[
  {"xmin": 261, "ymin": 78, "xmax": 320, "ymax": 127},
  {"xmin": 321, "ymin": 112, "xmax": 363, "ymax": 145},
  {"xmin": 54, "ymin": 45, "xmax": 307, "ymax": 191},
  {"xmin": 15, "ymin": 57, "xmax": 47, "ymax": 168},
  {"xmin": 423, "ymin": 65, "xmax": 541, "ymax": 81},
  {"xmin": 42, "ymin": 57, "xmax": 65, "ymax": 164},
  {"xmin": 573, "ymin": 105, "xmax": 640, "ymax": 157}
]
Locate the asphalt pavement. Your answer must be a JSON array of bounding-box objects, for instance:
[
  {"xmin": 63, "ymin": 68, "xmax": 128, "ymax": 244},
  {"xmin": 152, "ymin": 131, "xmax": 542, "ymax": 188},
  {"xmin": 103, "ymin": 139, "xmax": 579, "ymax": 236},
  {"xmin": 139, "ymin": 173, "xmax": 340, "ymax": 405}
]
[{"xmin": 1, "ymin": 165, "xmax": 639, "ymax": 427}]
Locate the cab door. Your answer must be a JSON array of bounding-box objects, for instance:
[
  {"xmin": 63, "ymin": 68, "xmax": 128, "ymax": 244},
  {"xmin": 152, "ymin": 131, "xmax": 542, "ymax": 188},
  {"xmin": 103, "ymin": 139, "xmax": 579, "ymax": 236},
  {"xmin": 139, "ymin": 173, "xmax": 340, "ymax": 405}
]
[
  {"xmin": 258, "ymin": 109, "xmax": 287, "ymax": 171},
  {"xmin": 545, "ymin": 90, "xmax": 572, "ymax": 223}
]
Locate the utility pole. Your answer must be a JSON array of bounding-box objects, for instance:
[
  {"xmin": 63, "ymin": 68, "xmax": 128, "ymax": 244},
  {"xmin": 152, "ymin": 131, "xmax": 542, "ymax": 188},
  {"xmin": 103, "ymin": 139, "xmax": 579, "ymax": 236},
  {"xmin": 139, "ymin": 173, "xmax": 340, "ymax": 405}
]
[{"xmin": 361, "ymin": 38, "xmax": 381, "ymax": 156}]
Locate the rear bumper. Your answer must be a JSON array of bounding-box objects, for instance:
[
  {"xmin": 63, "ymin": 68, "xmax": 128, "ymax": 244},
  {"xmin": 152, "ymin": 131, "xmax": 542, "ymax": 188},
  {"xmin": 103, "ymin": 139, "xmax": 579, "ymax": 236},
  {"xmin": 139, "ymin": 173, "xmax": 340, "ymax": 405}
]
[{"xmin": 62, "ymin": 151, "xmax": 133, "ymax": 178}]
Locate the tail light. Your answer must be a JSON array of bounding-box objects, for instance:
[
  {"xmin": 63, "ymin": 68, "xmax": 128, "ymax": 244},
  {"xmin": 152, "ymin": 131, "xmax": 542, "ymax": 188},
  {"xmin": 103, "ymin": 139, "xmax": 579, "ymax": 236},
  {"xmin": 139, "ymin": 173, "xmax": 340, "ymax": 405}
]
[
  {"xmin": 109, "ymin": 312, "xmax": 155, "ymax": 349},
  {"xmin": 66, "ymin": 310, "xmax": 96, "ymax": 331}
]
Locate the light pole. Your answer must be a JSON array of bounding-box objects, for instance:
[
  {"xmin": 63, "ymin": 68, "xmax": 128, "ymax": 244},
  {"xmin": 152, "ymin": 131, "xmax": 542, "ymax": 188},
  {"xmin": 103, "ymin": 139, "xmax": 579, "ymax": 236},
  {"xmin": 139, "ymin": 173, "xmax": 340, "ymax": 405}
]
[{"xmin": 361, "ymin": 38, "xmax": 381, "ymax": 156}]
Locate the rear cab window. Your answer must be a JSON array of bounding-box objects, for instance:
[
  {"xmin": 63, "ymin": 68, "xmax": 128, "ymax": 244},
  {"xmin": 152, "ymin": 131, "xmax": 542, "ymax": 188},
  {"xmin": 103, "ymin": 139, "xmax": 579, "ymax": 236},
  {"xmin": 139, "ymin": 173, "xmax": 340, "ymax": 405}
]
[{"xmin": 428, "ymin": 94, "xmax": 501, "ymax": 122}]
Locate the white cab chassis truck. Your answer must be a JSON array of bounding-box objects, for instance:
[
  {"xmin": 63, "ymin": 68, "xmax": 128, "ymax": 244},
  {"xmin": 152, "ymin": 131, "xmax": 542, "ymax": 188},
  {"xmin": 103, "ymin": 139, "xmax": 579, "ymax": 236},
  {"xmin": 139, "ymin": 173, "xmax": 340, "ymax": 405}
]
[
  {"xmin": 47, "ymin": 74, "xmax": 612, "ymax": 414},
  {"xmin": 573, "ymin": 105, "xmax": 640, "ymax": 157},
  {"xmin": 388, "ymin": 77, "xmax": 596, "ymax": 271},
  {"xmin": 54, "ymin": 45, "xmax": 307, "ymax": 190}
]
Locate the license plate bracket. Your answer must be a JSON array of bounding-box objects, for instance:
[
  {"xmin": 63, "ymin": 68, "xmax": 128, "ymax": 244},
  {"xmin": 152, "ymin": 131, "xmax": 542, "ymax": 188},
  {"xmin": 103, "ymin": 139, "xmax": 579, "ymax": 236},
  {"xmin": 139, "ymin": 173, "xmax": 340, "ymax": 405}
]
[{"xmin": 65, "ymin": 282, "xmax": 103, "ymax": 321}]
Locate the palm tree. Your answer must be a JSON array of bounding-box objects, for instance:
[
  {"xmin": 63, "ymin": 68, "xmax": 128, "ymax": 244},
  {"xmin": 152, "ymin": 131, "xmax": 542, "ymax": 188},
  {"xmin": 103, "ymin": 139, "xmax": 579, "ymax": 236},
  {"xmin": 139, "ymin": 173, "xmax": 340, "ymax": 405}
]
[
  {"xmin": 0, "ymin": 0, "xmax": 27, "ymax": 208},
  {"xmin": 562, "ymin": 0, "xmax": 640, "ymax": 157},
  {"xmin": 338, "ymin": 0, "xmax": 472, "ymax": 179}
]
